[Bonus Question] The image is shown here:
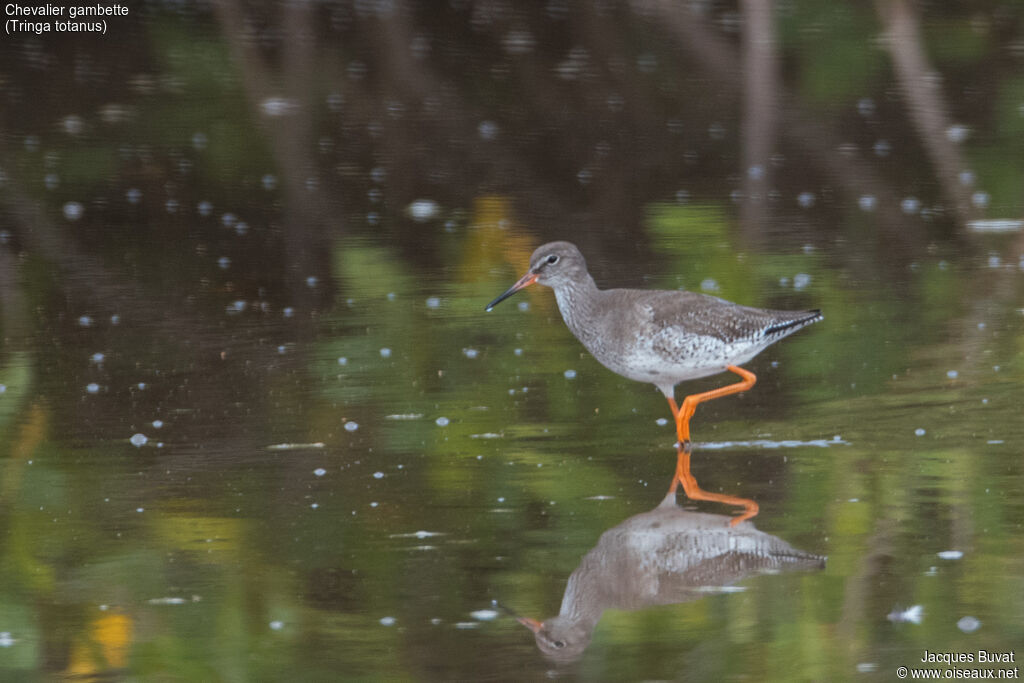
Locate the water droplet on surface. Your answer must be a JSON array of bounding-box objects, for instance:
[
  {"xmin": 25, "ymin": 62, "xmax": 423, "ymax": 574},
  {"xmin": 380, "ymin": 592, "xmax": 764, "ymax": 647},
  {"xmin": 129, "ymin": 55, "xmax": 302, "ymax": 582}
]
[
  {"xmin": 380, "ymin": 348, "xmax": 392, "ymax": 358},
  {"xmin": 797, "ymin": 192, "xmax": 815, "ymax": 208},
  {"xmin": 425, "ymin": 296, "xmax": 441, "ymax": 309},
  {"xmin": 130, "ymin": 433, "xmax": 147, "ymax": 447},
  {"xmin": 435, "ymin": 416, "xmax": 450, "ymax": 427},
  {"xmin": 152, "ymin": 420, "xmax": 163, "ymax": 429},
  {"xmin": 937, "ymin": 550, "xmax": 963, "ymax": 560},
  {"xmin": 269, "ymin": 621, "xmax": 284, "ymax": 631},
  {"xmin": 463, "ymin": 348, "xmax": 479, "ymax": 359},
  {"xmin": 858, "ymin": 195, "xmax": 876, "ymax": 211},
  {"xmin": 947, "ymin": 370, "xmax": 958, "ymax": 379},
  {"xmin": 314, "ymin": 468, "xmax": 326, "ymax": 477},
  {"xmin": 373, "ymin": 471, "xmax": 384, "ymax": 479},
  {"xmin": 873, "ymin": 140, "xmax": 891, "ymax": 156},
  {"xmin": 563, "ymin": 369, "xmax": 576, "ymax": 379},
  {"xmin": 516, "ymin": 301, "xmax": 529, "ymax": 311},
  {"xmin": 217, "ymin": 256, "xmax": 230, "ymax": 269},
  {"xmin": 793, "ymin": 273, "xmax": 812, "ymax": 291},
  {"xmin": 971, "ymin": 191, "xmax": 990, "ymax": 208},
  {"xmin": 90, "ymin": 352, "xmax": 105, "ymax": 364},
  {"xmin": 380, "ymin": 617, "xmax": 396, "ymax": 626},
  {"xmin": 914, "ymin": 428, "xmax": 926, "ymax": 436},
  {"xmin": 86, "ymin": 383, "xmax": 100, "ymax": 394},
  {"xmin": 344, "ymin": 421, "xmax": 359, "ymax": 432}
]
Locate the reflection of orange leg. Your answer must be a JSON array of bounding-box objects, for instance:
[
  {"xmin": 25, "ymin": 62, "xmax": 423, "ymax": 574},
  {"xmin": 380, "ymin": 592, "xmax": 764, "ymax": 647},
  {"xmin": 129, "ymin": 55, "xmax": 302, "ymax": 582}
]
[
  {"xmin": 668, "ymin": 442, "xmax": 759, "ymax": 526},
  {"xmin": 666, "ymin": 365, "xmax": 757, "ymax": 446}
]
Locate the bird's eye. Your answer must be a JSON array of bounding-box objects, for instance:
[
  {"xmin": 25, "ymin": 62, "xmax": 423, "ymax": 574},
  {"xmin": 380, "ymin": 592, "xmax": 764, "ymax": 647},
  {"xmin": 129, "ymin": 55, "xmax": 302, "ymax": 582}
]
[
  {"xmin": 553, "ymin": 640, "xmax": 565, "ymax": 649},
  {"xmin": 546, "ymin": 254, "xmax": 559, "ymax": 265}
]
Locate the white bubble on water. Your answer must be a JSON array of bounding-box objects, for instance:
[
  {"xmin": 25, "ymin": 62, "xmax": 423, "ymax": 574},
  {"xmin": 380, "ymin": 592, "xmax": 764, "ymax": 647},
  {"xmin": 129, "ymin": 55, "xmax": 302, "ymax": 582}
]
[
  {"xmin": 858, "ymin": 195, "xmax": 876, "ymax": 211},
  {"xmin": 793, "ymin": 273, "xmax": 812, "ymax": 291},
  {"xmin": 514, "ymin": 348, "xmax": 522, "ymax": 356},
  {"xmin": 971, "ymin": 191, "xmax": 990, "ymax": 208},
  {"xmin": 478, "ymin": 120, "xmax": 498, "ymax": 140},
  {"xmin": 380, "ymin": 616, "xmax": 396, "ymax": 626},
  {"xmin": 797, "ymin": 192, "xmax": 815, "ymax": 208},
  {"xmin": 564, "ymin": 369, "xmax": 577, "ymax": 379},
  {"xmin": 221, "ymin": 213, "xmax": 237, "ymax": 228},
  {"xmin": 337, "ymin": 357, "xmax": 347, "ymax": 366},
  {"xmin": 435, "ymin": 416, "xmax": 450, "ymax": 427},
  {"xmin": 262, "ymin": 174, "xmax": 277, "ymax": 190},
  {"xmin": 269, "ymin": 620, "xmax": 284, "ymax": 631},
  {"xmin": 86, "ymin": 383, "xmax": 100, "ymax": 394},
  {"xmin": 471, "ymin": 609, "xmax": 499, "ymax": 621},
  {"xmin": 380, "ymin": 348, "xmax": 392, "ymax": 358},
  {"xmin": 218, "ymin": 257, "xmax": 231, "ymax": 269},
  {"xmin": 306, "ymin": 276, "xmax": 318, "ymax": 288},
  {"xmin": 656, "ymin": 418, "xmax": 668, "ymax": 426},
  {"xmin": 900, "ymin": 197, "xmax": 920, "ymax": 214},
  {"xmin": 873, "ymin": 140, "xmax": 891, "ymax": 156},
  {"xmin": 957, "ymin": 616, "xmax": 981, "ymax": 633},
  {"xmin": 314, "ymin": 468, "xmax": 326, "ymax": 477},
  {"xmin": 373, "ymin": 471, "xmax": 384, "ymax": 479},
  {"xmin": 915, "ymin": 428, "xmax": 926, "ymax": 436},
  {"xmin": 463, "ymin": 348, "xmax": 479, "ymax": 359},
  {"xmin": 344, "ymin": 421, "xmax": 359, "ymax": 432},
  {"xmin": 946, "ymin": 124, "xmax": 969, "ymax": 143},
  {"xmin": 192, "ymin": 132, "xmax": 208, "ymax": 149},
  {"xmin": 91, "ymin": 352, "xmax": 105, "ymax": 364},
  {"xmin": 130, "ymin": 433, "xmax": 148, "ymax": 447},
  {"xmin": 517, "ymin": 301, "xmax": 529, "ymax": 311},
  {"xmin": 282, "ymin": 307, "xmax": 294, "ymax": 318},
  {"xmin": 700, "ymin": 278, "xmax": 719, "ymax": 292},
  {"xmin": 235, "ymin": 222, "xmax": 248, "ymax": 236},
  {"xmin": 407, "ymin": 199, "xmax": 440, "ymax": 222},
  {"xmin": 947, "ymin": 370, "xmax": 958, "ymax": 379},
  {"xmin": 197, "ymin": 200, "xmax": 213, "ymax": 216},
  {"xmin": 426, "ymin": 296, "xmax": 441, "ymax": 309},
  {"xmin": 937, "ymin": 550, "xmax": 963, "ymax": 560},
  {"xmin": 152, "ymin": 420, "xmax": 163, "ymax": 429},
  {"xmin": 63, "ymin": 202, "xmax": 84, "ymax": 221}
]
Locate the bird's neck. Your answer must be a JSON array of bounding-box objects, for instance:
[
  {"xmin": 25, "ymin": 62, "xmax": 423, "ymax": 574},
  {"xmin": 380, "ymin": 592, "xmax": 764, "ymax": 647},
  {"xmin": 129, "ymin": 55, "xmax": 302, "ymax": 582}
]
[{"xmin": 552, "ymin": 273, "xmax": 600, "ymax": 341}]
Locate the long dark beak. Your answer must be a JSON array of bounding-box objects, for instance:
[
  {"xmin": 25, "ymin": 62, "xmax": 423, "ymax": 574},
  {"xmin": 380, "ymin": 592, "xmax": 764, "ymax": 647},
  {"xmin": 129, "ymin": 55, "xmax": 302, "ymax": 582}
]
[
  {"xmin": 492, "ymin": 600, "xmax": 543, "ymax": 633},
  {"xmin": 485, "ymin": 271, "xmax": 538, "ymax": 311}
]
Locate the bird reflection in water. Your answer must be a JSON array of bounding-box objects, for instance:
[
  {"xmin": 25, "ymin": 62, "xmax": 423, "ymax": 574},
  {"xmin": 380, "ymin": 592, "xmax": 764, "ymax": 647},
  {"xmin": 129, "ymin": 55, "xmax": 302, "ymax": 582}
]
[{"xmin": 516, "ymin": 449, "xmax": 824, "ymax": 662}]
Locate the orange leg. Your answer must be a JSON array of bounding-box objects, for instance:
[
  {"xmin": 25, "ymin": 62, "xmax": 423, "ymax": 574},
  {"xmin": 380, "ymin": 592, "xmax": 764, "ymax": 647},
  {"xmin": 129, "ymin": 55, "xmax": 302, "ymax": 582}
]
[
  {"xmin": 668, "ymin": 442, "xmax": 759, "ymax": 526},
  {"xmin": 665, "ymin": 365, "xmax": 757, "ymax": 446}
]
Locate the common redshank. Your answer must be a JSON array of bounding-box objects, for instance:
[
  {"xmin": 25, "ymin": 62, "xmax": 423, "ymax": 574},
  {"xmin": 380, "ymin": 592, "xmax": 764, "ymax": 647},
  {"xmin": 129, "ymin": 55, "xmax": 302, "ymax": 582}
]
[{"xmin": 486, "ymin": 241, "xmax": 822, "ymax": 445}]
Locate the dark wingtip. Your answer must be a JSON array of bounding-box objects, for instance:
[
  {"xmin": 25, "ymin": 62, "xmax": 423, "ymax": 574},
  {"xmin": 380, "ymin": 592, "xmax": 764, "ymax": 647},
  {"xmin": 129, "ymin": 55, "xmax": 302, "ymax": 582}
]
[{"xmin": 765, "ymin": 310, "xmax": 824, "ymax": 336}]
